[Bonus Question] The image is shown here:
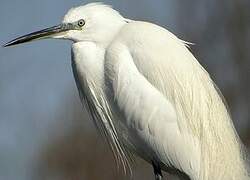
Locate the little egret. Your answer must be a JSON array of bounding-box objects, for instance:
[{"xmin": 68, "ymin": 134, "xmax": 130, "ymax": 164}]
[{"xmin": 3, "ymin": 3, "xmax": 249, "ymax": 180}]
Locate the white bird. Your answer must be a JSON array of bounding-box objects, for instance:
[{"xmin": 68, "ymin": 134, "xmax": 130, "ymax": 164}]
[{"xmin": 4, "ymin": 3, "xmax": 249, "ymax": 180}]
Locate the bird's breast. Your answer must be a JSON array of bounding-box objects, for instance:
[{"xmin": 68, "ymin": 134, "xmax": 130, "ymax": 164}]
[
  {"xmin": 71, "ymin": 42, "xmax": 146, "ymax": 154},
  {"xmin": 71, "ymin": 42, "xmax": 105, "ymax": 84}
]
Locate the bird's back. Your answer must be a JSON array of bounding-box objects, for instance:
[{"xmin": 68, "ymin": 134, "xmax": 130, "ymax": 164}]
[{"xmin": 105, "ymin": 20, "xmax": 249, "ymax": 180}]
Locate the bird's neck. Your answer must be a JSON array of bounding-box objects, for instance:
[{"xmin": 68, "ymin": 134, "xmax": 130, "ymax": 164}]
[
  {"xmin": 89, "ymin": 19, "xmax": 127, "ymax": 48},
  {"xmin": 71, "ymin": 41, "xmax": 105, "ymax": 83}
]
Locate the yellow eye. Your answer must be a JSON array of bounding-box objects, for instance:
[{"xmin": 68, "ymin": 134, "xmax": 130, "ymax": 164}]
[{"xmin": 78, "ymin": 19, "xmax": 85, "ymax": 27}]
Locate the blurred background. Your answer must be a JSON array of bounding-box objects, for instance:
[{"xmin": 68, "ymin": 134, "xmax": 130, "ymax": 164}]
[{"xmin": 0, "ymin": 0, "xmax": 250, "ymax": 180}]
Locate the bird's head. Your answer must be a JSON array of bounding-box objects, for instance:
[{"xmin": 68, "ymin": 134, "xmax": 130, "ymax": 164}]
[{"xmin": 3, "ymin": 3, "xmax": 126, "ymax": 47}]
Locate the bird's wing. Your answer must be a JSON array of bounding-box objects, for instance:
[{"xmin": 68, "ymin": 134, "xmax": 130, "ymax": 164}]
[
  {"xmin": 105, "ymin": 38, "xmax": 201, "ymax": 175},
  {"xmin": 106, "ymin": 22, "xmax": 246, "ymax": 179}
]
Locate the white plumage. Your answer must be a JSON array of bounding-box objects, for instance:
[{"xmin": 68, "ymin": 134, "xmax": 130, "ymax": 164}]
[{"xmin": 4, "ymin": 2, "xmax": 249, "ymax": 180}]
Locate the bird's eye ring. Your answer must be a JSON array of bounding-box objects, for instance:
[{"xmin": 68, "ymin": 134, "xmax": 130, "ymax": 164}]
[{"xmin": 78, "ymin": 19, "xmax": 85, "ymax": 27}]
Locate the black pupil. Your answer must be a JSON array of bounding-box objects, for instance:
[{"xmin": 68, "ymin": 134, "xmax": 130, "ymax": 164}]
[{"xmin": 78, "ymin": 20, "xmax": 84, "ymax": 26}]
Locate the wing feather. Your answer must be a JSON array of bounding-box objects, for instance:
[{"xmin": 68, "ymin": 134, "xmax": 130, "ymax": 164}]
[
  {"xmin": 106, "ymin": 21, "xmax": 247, "ymax": 179},
  {"xmin": 105, "ymin": 42, "xmax": 201, "ymax": 177}
]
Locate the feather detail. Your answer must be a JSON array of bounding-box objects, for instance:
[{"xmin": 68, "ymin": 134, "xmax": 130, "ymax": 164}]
[{"xmin": 71, "ymin": 47, "xmax": 133, "ymax": 175}]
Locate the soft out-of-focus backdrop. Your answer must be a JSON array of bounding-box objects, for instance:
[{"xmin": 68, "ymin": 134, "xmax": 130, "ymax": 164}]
[{"xmin": 0, "ymin": 0, "xmax": 250, "ymax": 180}]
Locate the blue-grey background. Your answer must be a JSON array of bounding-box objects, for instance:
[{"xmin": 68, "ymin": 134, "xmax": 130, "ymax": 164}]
[{"xmin": 0, "ymin": 1, "xmax": 250, "ymax": 180}]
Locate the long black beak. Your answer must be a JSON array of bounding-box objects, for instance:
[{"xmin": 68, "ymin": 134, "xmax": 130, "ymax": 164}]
[{"xmin": 3, "ymin": 23, "xmax": 74, "ymax": 47}]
